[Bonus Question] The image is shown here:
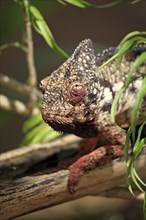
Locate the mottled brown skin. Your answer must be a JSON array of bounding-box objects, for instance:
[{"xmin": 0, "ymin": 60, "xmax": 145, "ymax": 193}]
[{"xmin": 40, "ymin": 39, "xmax": 146, "ymax": 193}]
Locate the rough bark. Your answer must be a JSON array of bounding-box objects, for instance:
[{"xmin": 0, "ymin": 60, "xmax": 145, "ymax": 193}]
[{"xmin": 0, "ymin": 150, "xmax": 145, "ymax": 220}]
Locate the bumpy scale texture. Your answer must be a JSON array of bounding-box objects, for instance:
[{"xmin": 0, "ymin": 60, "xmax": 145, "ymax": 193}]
[{"xmin": 40, "ymin": 39, "xmax": 146, "ymax": 193}]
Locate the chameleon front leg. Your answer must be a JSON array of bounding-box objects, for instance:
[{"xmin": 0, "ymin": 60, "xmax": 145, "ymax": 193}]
[
  {"xmin": 65, "ymin": 116, "xmax": 127, "ymax": 193},
  {"xmin": 59, "ymin": 136, "xmax": 98, "ymax": 169},
  {"xmin": 68, "ymin": 144, "xmax": 124, "ymax": 193}
]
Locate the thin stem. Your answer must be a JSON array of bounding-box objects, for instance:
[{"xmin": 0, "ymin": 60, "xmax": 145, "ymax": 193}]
[
  {"xmin": 24, "ymin": 0, "xmax": 37, "ymax": 87},
  {"xmin": 0, "ymin": 41, "xmax": 27, "ymax": 53},
  {"xmin": 23, "ymin": 0, "xmax": 38, "ymax": 111}
]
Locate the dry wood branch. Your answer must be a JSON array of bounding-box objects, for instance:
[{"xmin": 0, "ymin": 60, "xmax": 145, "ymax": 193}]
[
  {"xmin": 0, "ymin": 150, "xmax": 145, "ymax": 220},
  {"xmin": 0, "ymin": 73, "xmax": 42, "ymax": 99},
  {"xmin": 0, "ymin": 135, "xmax": 81, "ymax": 162},
  {"xmin": 0, "ymin": 135, "xmax": 81, "ymax": 179},
  {"xmin": 0, "ymin": 94, "xmax": 39, "ymax": 116}
]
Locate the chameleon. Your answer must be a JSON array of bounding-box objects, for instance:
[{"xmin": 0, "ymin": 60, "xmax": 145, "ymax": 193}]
[{"xmin": 40, "ymin": 39, "xmax": 146, "ymax": 193}]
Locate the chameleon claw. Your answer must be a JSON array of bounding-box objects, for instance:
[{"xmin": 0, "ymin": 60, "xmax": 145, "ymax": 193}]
[{"xmin": 68, "ymin": 165, "xmax": 84, "ymax": 193}]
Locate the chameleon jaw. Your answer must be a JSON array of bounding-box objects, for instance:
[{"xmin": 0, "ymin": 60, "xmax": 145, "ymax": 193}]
[
  {"xmin": 42, "ymin": 113, "xmax": 74, "ymax": 125},
  {"xmin": 41, "ymin": 110, "xmax": 98, "ymax": 138}
]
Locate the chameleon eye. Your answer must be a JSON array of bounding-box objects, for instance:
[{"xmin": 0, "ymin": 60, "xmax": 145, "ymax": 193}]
[{"xmin": 69, "ymin": 84, "xmax": 86, "ymax": 104}]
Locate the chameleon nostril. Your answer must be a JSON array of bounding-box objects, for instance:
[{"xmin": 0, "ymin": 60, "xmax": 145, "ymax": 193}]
[
  {"xmin": 39, "ymin": 81, "xmax": 45, "ymax": 94},
  {"xmin": 39, "ymin": 78, "xmax": 48, "ymax": 94}
]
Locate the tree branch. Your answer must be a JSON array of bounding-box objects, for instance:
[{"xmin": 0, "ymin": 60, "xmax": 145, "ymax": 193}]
[
  {"xmin": 24, "ymin": 3, "xmax": 37, "ymax": 88},
  {"xmin": 0, "ymin": 73, "xmax": 42, "ymax": 99},
  {"xmin": 0, "ymin": 1, "xmax": 40, "ymax": 116},
  {"xmin": 23, "ymin": 0, "xmax": 38, "ymax": 111},
  {"xmin": 0, "ymin": 151, "xmax": 145, "ymax": 220},
  {"xmin": 0, "ymin": 135, "xmax": 81, "ymax": 179},
  {"xmin": 0, "ymin": 94, "xmax": 39, "ymax": 116},
  {"xmin": 0, "ymin": 134, "xmax": 145, "ymax": 220}
]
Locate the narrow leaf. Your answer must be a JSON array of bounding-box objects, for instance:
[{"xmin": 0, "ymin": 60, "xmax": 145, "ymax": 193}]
[
  {"xmin": 119, "ymin": 31, "xmax": 146, "ymax": 46},
  {"xmin": 0, "ymin": 42, "xmax": 27, "ymax": 53},
  {"xmin": 60, "ymin": 0, "xmax": 122, "ymax": 8},
  {"xmin": 124, "ymin": 127, "xmax": 131, "ymax": 162},
  {"xmin": 30, "ymin": 5, "xmax": 69, "ymax": 59},
  {"xmin": 131, "ymin": 168, "xmax": 144, "ymax": 192}
]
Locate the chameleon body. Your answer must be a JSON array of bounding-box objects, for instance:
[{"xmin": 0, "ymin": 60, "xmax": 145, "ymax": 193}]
[{"xmin": 40, "ymin": 39, "xmax": 146, "ymax": 193}]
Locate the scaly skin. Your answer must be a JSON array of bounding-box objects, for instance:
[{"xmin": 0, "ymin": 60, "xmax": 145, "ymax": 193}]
[{"xmin": 40, "ymin": 39, "xmax": 146, "ymax": 193}]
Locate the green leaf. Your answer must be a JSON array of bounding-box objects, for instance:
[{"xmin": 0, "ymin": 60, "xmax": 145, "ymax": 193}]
[
  {"xmin": 124, "ymin": 127, "xmax": 131, "ymax": 162},
  {"xmin": 133, "ymin": 168, "xmax": 146, "ymax": 188},
  {"xmin": 127, "ymin": 175, "xmax": 135, "ymax": 196},
  {"xmin": 59, "ymin": 0, "xmax": 122, "ymax": 8},
  {"xmin": 133, "ymin": 122, "xmax": 146, "ymax": 153},
  {"xmin": 22, "ymin": 123, "xmax": 60, "ymax": 145},
  {"xmin": 133, "ymin": 138, "xmax": 146, "ymax": 160},
  {"xmin": 131, "ymin": 168, "xmax": 145, "ymax": 192},
  {"xmin": 126, "ymin": 159, "xmax": 135, "ymax": 196},
  {"xmin": 111, "ymin": 87, "xmax": 124, "ymax": 123},
  {"xmin": 0, "ymin": 41, "xmax": 27, "ymax": 53},
  {"xmin": 21, "ymin": 114, "xmax": 62, "ymax": 146},
  {"xmin": 111, "ymin": 47, "xmax": 146, "ymax": 123},
  {"xmin": 131, "ymin": 0, "xmax": 141, "ymax": 3},
  {"xmin": 57, "ymin": 0, "xmax": 67, "ymax": 6},
  {"xmin": 144, "ymin": 193, "xmax": 146, "ymax": 220},
  {"xmin": 119, "ymin": 31, "xmax": 146, "ymax": 46},
  {"xmin": 100, "ymin": 32, "xmax": 146, "ymax": 68},
  {"xmin": 22, "ymin": 114, "xmax": 43, "ymax": 133},
  {"xmin": 131, "ymin": 75, "xmax": 146, "ymax": 143},
  {"xmin": 126, "ymin": 137, "xmax": 146, "ymax": 198},
  {"xmin": 30, "ymin": 5, "xmax": 69, "ymax": 59},
  {"xmin": 104, "ymin": 32, "xmax": 146, "ymax": 215}
]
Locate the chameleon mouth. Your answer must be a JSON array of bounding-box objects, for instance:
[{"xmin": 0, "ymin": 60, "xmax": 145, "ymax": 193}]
[
  {"xmin": 42, "ymin": 113, "xmax": 73, "ymax": 125},
  {"xmin": 42, "ymin": 112, "xmax": 98, "ymax": 138},
  {"xmin": 42, "ymin": 113, "xmax": 76, "ymax": 134}
]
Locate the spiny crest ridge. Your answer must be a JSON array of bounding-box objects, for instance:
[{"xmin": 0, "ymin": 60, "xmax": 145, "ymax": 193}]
[{"xmin": 70, "ymin": 39, "xmax": 96, "ymax": 73}]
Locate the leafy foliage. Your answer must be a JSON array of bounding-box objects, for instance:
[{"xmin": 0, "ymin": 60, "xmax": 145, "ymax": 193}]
[
  {"xmin": 0, "ymin": 41, "xmax": 27, "ymax": 52},
  {"xmin": 104, "ymin": 31, "xmax": 146, "ymax": 214},
  {"xmin": 30, "ymin": 5, "xmax": 69, "ymax": 59},
  {"xmin": 57, "ymin": 0, "xmax": 123, "ymax": 8},
  {"xmin": 21, "ymin": 114, "xmax": 62, "ymax": 146}
]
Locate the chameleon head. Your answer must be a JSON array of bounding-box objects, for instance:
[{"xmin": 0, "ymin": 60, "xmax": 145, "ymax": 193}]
[{"xmin": 40, "ymin": 39, "xmax": 99, "ymax": 137}]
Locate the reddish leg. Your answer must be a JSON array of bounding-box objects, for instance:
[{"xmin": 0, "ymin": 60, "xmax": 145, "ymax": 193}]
[
  {"xmin": 59, "ymin": 136, "xmax": 98, "ymax": 169},
  {"xmin": 67, "ymin": 145, "xmax": 124, "ymax": 193}
]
